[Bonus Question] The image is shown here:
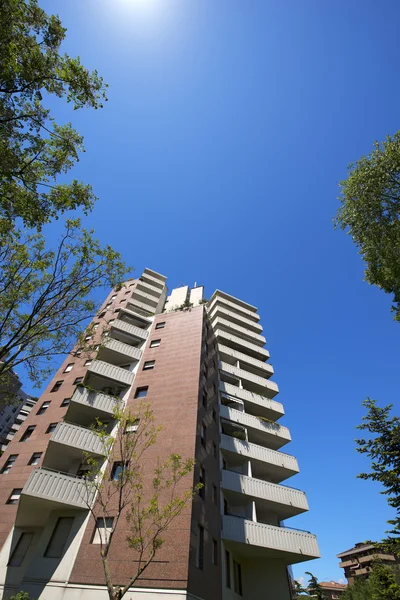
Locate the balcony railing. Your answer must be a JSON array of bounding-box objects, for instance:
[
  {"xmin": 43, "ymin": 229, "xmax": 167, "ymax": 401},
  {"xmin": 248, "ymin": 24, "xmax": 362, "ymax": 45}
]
[
  {"xmin": 103, "ymin": 338, "xmax": 142, "ymax": 362},
  {"xmin": 220, "ymin": 381, "xmax": 284, "ymax": 421},
  {"xmin": 220, "ymin": 362, "xmax": 279, "ymax": 398},
  {"xmin": 71, "ymin": 386, "xmax": 121, "ymax": 416},
  {"xmin": 111, "ymin": 319, "xmax": 148, "ymax": 341},
  {"xmin": 209, "ymin": 305, "xmax": 263, "ymax": 334},
  {"xmin": 214, "ymin": 329, "xmax": 270, "ymax": 360},
  {"xmin": 140, "ymin": 272, "xmax": 166, "ymax": 289},
  {"xmin": 222, "ymin": 515, "xmax": 320, "ymax": 563},
  {"xmin": 218, "ymin": 344, "xmax": 274, "ymax": 378},
  {"xmin": 131, "ymin": 288, "xmax": 158, "ymax": 307},
  {"xmin": 127, "ymin": 298, "xmax": 155, "ymax": 315},
  {"xmin": 220, "ymin": 405, "xmax": 291, "ymax": 447},
  {"xmin": 208, "ymin": 295, "xmax": 260, "ymax": 322},
  {"xmin": 220, "ymin": 434, "xmax": 299, "ymax": 482},
  {"xmin": 221, "ymin": 470, "xmax": 308, "ymax": 517},
  {"xmin": 87, "ymin": 360, "xmax": 134, "ymax": 387},
  {"xmin": 137, "ymin": 279, "xmax": 163, "ymax": 297},
  {"xmin": 212, "ymin": 317, "xmax": 266, "ymax": 346},
  {"xmin": 51, "ymin": 422, "xmax": 108, "ymax": 456},
  {"xmin": 22, "ymin": 467, "xmax": 95, "ymax": 509}
]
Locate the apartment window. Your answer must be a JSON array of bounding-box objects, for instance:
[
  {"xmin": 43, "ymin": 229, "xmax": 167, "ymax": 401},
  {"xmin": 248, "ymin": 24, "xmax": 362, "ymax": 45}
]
[
  {"xmin": 111, "ymin": 462, "xmax": 127, "ymax": 481},
  {"xmin": 108, "ymin": 319, "xmax": 115, "ymax": 325},
  {"xmin": 212, "ymin": 539, "xmax": 218, "ymax": 565},
  {"xmin": 98, "ymin": 311, "xmax": 106, "ymax": 319},
  {"xmin": 63, "ymin": 363, "xmax": 74, "ymax": 373},
  {"xmin": 111, "ymin": 294, "xmax": 117, "ymax": 301},
  {"xmin": 7, "ymin": 489, "xmax": 22, "ymax": 505},
  {"xmin": 125, "ymin": 290, "xmax": 130, "ymax": 295},
  {"xmin": 92, "ymin": 517, "xmax": 114, "ymax": 544},
  {"xmin": 8, "ymin": 532, "xmax": 34, "ymax": 567},
  {"xmin": 143, "ymin": 360, "xmax": 155, "ymax": 371},
  {"xmin": 28, "ymin": 452, "xmax": 42, "ymax": 466},
  {"xmin": 125, "ymin": 419, "xmax": 139, "ymax": 434},
  {"xmin": 2, "ymin": 455, "xmax": 18, "ymax": 474},
  {"xmin": 76, "ymin": 348, "xmax": 83, "ymax": 356},
  {"xmin": 50, "ymin": 380, "xmax": 63, "ymax": 393},
  {"xmin": 155, "ymin": 322, "xmax": 165, "ymax": 330},
  {"xmin": 225, "ymin": 550, "xmax": 231, "ymax": 588},
  {"xmin": 200, "ymin": 423, "xmax": 206, "ymax": 447},
  {"xmin": 85, "ymin": 335, "xmax": 91, "ymax": 342},
  {"xmin": 199, "ymin": 466, "xmax": 205, "ymax": 500},
  {"xmin": 20, "ymin": 425, "xmax": 35, "ymax": 442},
  {"xmin": 95, "ymin": 345, "xmax": 100, "ymax": 351},
  {"xmin": 212, "ymin": 483, "xmax": 218, "ymax": 505},
  {"xmin": 120, "ymin": 299, "xmax": 126, "ymax": 304},
  {"xmin": 134, "ymin": 386, "xmax": 148, "ymax": 399},
  {"xmin": 196, "ymin": 525, "xmax": 204, "ymax": 569},
  {"xmin": 106, "ymin": 302, "xmax": 112, "ymax": 308},
  {"xmin": 113, "ymin": 309, "xmax": 120, "ymax": 314},
  {"xmin": 46, "ymin": 423, "xmax": 58, "ymax": 434},
  {"xmin": 73, "ymin": 377, "xmax": 83, "ymax": 385},
  {"xmin": 150, "ymin": 339, "xmax": 161, "ymax": 348},
  {"xmin": 84, "ymin": 359, "xmax": 93, "ymax": 366},
  {"xmin": 61, "ymin": 398, "xmax": 70, "ymax": 407},
  {"xmin": 37, "ymin": 401, "xmax": 50, "ymax": 415},
  {"xmin": 45, "ymin": 517, "xmax": 74, "ymax": 558},
  {"xmin": 233, "ymin": 560, "xmax": 243, "ymax": 595}
]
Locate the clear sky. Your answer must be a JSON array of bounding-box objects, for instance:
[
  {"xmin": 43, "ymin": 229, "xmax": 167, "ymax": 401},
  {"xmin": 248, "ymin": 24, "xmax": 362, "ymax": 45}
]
[{"xmin": 29, "ymin": 0, "xmax": 400, "ymax": 585}]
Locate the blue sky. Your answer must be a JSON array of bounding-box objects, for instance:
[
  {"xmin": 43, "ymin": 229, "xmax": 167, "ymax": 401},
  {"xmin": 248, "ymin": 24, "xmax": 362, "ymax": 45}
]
[{"xmin": 30, "ymin": 0, "xmax": 400, "ymax": 585}]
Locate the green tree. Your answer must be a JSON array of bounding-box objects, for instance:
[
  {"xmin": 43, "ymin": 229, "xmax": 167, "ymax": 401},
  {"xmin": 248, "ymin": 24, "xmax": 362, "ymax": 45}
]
[
  {"xmin": 9, "ymin": 593, "xmax": 32, "ymax": 600},
  {"xmin": 0, "ymin": 0, "xmax": 107, "ymax": 230},
  {"xmin": 335, "ymin": 132, "xmax": 400, "ymax": 322},
  {"xmin": 305, "ymin": 572, "xmax": 324, "ymax": 600},
  {"xmin": 356, "ymin": 398, "xmax": 400, "ymax": 555},
  {"xmin": 0, "ymin": 220, "xmax": 126, "ymax": 389},
  {"xmin": 342, "ymin": 563, "xmax": 400, "ymax": 600},
  {"xmin": 82, "ymin": 403, "xmax": 199, "ymax": 600},
  {"xmin": 342, "ymin": 576, "xmax": 372, "ymax": 600}
]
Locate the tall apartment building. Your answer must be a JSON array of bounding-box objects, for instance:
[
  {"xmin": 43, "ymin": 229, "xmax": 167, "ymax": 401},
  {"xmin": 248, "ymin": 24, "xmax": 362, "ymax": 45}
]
[
  {"xmin": 0, "ymin": 268, "xmax": 319, "ymax": 600},
  {"xmin": 0, "ymin": 370, "xmax": 37, "ymax": 450},
  {"xmin": 337, "ymin": 542, "xmax": 398, "ymax": 584}
]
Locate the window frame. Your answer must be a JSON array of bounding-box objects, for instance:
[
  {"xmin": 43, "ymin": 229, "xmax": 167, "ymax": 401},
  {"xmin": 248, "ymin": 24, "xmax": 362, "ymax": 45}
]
[
  {"xmin": 61, "ymin": 398, "xmax": 70, "ymax": 407},
  {"xmin": 63, "ymin": 363, "xmax": 74, "ymax": 373},
  {"xmin": 134, "ymin": 386, "xmax": 148, "ymax": 399},
  {"xmin": 7, "ymin": 488, "xmax": 22, "ymax": 505},
  {"xmin": 50, "ymin": 380, "xmax": 63, "ymax": 393},
  {"xmin": 37, "ymin": 401, "xmax": 51, "ymax": 415},
  {"xmin": 155, "ymin": 322, "xmax": 165, "ymax": 330},
  {"xmin": 8, "ymin": 532, "xmax": 34, "ymax": 567},
  {"xmin": 225, "ymin": 550, "xmax": 231, "ymax": 588},
  {"xmin": 46, "ymin": 423, "xmax": 58, "ymax": 434},
  {"xmin": 20, "ymin": 425, "xmax": 35, "ymax": 442},
  {"xmin": 143, "ymin": 360, "xmax": 155, "ymax": 371},
  {"xmin": 28, "ymin": 452, "xmax": 43, "ymax": 466},
  {"xmin": 1, "ymin": 454, "xmax": 18, "ymax": 474},
  {"xmin": 44, "ymin": 517, "xmax": 74, "ymax": 558},
  {"xmin": 149, "ymin": 339, "xmax": 161, "ymax": 348},
  {"xmin": 233, "ymin": 559, "xmax": 243, "ymax": 595},
  {"xmin": 197, "ymin": 524, "xmax": 204, "ymax": 570}
]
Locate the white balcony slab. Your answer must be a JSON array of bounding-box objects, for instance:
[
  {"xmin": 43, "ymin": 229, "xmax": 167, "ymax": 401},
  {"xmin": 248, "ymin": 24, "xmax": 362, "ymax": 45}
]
[
  {"xmin": 137, "ymin": 279, "xmax": 163, "ymax": 297},
  {"xmin": 220, "ymin": 382, "xmax": 284, "ymax": 421},
  {"xmin": 222, "ymin": 515, "xmax": 320, "ymax": 563},
  {"xmin": 51, "ymin": 422, "xmax": 108, "ymax": 456},
  {"xmin": 220, "ymin": 405, "xmax": 291, "ymax": 450},
  {"xmin": 209, "ymin": 292, "xmax": 259, "ymax": 321},
  {"xmin": 212, "ymin": 317, "xmax": 266, "ymax": 346},
  {"xmin": 103, "ymin": 338, "xmax": 142, "ymax": 362},
  {"xmin": 221, "ymin": 470, "xmax": 308, "ymax": 519},
  {"xmin": 220, "ymin": 362, "xmax": 279, "ymax": 398},
  {"xmin": 141, "ymin": 270, "xmax": 166, "ymax": 289},
  {"xmin": 214, "ymin": 329, "xmax": 270, "ymax": 361},
  {"xmin": 111, "ymin": 319, "xmax": 148, "ymax": 341},
  {"xmin": 209, "ymin": 305, "xmax": 263, "ymax": 334},
  {"xmin": 127, "ymin": 298, "xmax": 155, "ymax": 315},
  {"xmin": 71, "ymin": 386, "xmax": 121, "ymax": 416},
  {"xmin": 218, "ymin": 344, "xmax": 274, "ymax": 378},
  {"xmin": 22, "ymin": 468, "xmax": 94, "ymax": 509},
  {"xmin": 131, "ymin": 288, "xmax": 158, "ymax": 307},
  {"xmin": 87, "ymin": 360, "xmax": 134, "ymax": 387},
  {"xmin": 220, "ymin": 434, "xmax": 298, "ymax": 483}
]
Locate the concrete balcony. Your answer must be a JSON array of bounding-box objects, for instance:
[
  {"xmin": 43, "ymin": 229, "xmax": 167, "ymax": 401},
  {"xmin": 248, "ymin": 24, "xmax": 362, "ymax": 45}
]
[
  {"xmin": 220, "ymin": 361, "xmax": 279, "ymax": 398},
  {"xmin": 127, "ymin": 298, "xmax": 155, "ymax": 316},
  {"xmin": 214, "ymin": 329, "xmax": 270, "ymax": 361},
  {"xmin": 220, "ymin": 405, "xmax": 291, "ymax": 450},
  {"xmin": 111, "ymin": 319, "xmax": 148, "ymax": 343},
  {"xmin": 218, "ymin": 344, "xmax": 274, "ymax": 378},
  {"xmin": 212, "ymin": 317, "xmax": 266, "ymax": 347},
  {"xmin": 141, "ymin": 269, "xmax": 166, "ymax": 290},
  {"xmin": 137, "ymin": 279, "xmax": 163, "ymax": 298},
  {"xmin": 100, "ymin": 338, "xmax": 142, "ymax": 364},
  {"xmin": 209, "ymin": 305, "xmax": 263, "ymax": 334},
  {"xmin": 220, "ymin": 434, "xmax": 299, "ymax": 483},
  {"xmin": 220, "ymin": 382, "xmax": 284, "ymax": 421},
  {"xmin": 222, "ymin": 515, "xmax": 320, "ymax": 564},
  {"xmin": 131, "ymin": 288, "xmax": 158, "ymax": 308},
  {"xmin": 21, "ymin": 468, "xmax": 95, "ymax": 510},
  {"xmin": 208, "ymin": 292, "xmax": 260, "ymax": 323},
  {"xmin": 222, "ymin": 470, "xmax": 308, "ymax": 519},
  {"xmin": 69, "ymin": 386, "xmax": 121, "ymax": 423},
  {"xmin": 50, "ymin": 422, "xmax": 108, "ymax": 456},
  {"xmin": 87, "ymin": 360, "xmax": 134, "ymax": 387}
]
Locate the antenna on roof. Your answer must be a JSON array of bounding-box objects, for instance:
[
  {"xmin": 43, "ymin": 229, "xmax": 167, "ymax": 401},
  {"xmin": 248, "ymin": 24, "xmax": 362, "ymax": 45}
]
[{"xmin": 194, "ymin": 282, "xmax": 197, "ymax": 288}]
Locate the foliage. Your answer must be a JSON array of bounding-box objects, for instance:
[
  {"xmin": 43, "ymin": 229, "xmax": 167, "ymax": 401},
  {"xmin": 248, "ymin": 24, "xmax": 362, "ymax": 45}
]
[
  {"xmin": 0, "ymin": 0, "xmax": 107, "ymax": 230},
  {"xmin": 305, "ymin": 572, "xmax": 324, "ymax": 600},
  {"xmin": 356, "ymin": 398, "xmax": 400, "ymax": 555},
  {"xmin": 82, "ymin": 404, "xmax": 198, "ymax": 600},
  {"xmin": 343, "ymin": 563, "xmax": 400, "ymax": 600},
  {"xmin": 335, "ymin": 132, "xmax": 400, "ymax": 322},
  {"xmin": 9, "ymin": 593, "xmax": 32, "ymax": 600},
  {"xmin": 0, "ymin": 220, "xmax": 126, "ymax": 388}
]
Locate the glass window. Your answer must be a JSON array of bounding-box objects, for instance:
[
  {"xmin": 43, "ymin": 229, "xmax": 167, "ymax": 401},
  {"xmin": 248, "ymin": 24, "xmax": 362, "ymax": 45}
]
[
  {"xmin": 134, "ymin": 387, "xmax": 148, "ymax": 399},
  {"xmin": 44, "ymin": 517, "xmax": 74, "ymax": 558},
  {"xmin": 50, "ymin": 380, "xmax": 63, "ymax": 392},
  {"xmin": 73, "ymin": 377, "xmax": 83, "ymax": 385},
  {"xmin": 150, "ymin": 339, "xmax": 161, "ymax": 348},
  {"xmin": 199, "ymin": 467, "xmax": 205, "ymax": 500},
  {"xmin": 143, "ymin": 360, "xmax": 155, "ymax": 370},
  {"xmin": 61, "ymin": 398, "xmax": 70, "ymax": 407},
  {"xmin": 125, "ymin": 419, "xmax": 139, "ymax": 434},
  {"xmin": 8, "ymin": 532, "xmax": 34, "ymax": 567},
  {"xmin": 155, "ymin": 322, "xmax": 165, "ymax": 330},
  {"xmin": 212, "ymin": 539, "xmax": 218, "ymax": 565},
  {"xmin": 63, "ymin": 363, "xmax": 74, "ymax": 373},
  {"xmin": 75, "ymin": 348, "xmax": 83, "ymax": 356},
  {"xmin": 20, "ymin": 426, "xmax": 35, "ymax": 442},
  {"xmin": 1, "ymin": 454, "xmax": 18, "ymax": 474},
  {"xmin": 233, "ymin": 560, "xmax": 243, "ymax": 595},
  {"xmin": 92, "ymin": 517, "xmax": 114, "ymax": 544},
  {"xmin": 46, "ymin": 423, "xmax": 58, "ymax": 434},
  {"xmin": 28, "ymin": 452, "xmax": 42, "ymax": 466},
  {"xmin": 110, "ymin": 462, "xmax": 127, "ymax": 481},
  {"xmin": 7, "ymin": 489, "xmax": 22, "ymax": 504},
  {"xmin": 84, "ymin": 359, "xmax": 92, "ymax": 366},
  {"xmin": 37, "ymin": 401, "xmax": 50, "ymax": 415},
  {"xmin": 197, "ymin": 525, "xmax": 204, "ymax": 569},
  {"xmin": 200, "ymin": 423, "xmax": 206, "ymax": 447},
  {"xmin": 226, "ymin": 550, "xmax": 231, "ymax": 588}
]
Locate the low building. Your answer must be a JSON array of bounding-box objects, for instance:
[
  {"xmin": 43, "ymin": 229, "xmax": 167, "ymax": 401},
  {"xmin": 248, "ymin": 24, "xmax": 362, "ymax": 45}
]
[
  {"xmin": 337, "ymin": 542, "xmax": 398, "ymax": 584},
  {"xmin": 319, "ymin": 581, "xmax": 347, "ymax": 599}
]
